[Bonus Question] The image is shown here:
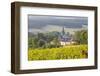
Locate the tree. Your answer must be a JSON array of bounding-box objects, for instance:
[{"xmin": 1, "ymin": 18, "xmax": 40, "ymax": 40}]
[
  {"xmin": 37, "ymin": 39, "xmax": 46, "ymax": 48},
  {"xmin": 37, "ymin": 33, "xmax": 46, "ymax": 40},
  {"xmin": 28, "ymin": 37, "xmax": 38, "ymax": 49},
  {"xmin": 51, "ymin": 37, "xmax": 60, "ymax": 47},
  {"xmin": 74, "ymin": 30, "xmax": 88, "ymax": 44},
  {"xmin": 80, "ymin": 30, "xmax": 88, "ymax": 44}
]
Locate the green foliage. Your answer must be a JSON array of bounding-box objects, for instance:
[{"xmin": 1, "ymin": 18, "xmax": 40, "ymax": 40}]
[
  {"xmin": 51, "ymin": 37, "xmax": 61, "ymax": 47},
  {"xmin": 74, "ymin": 30, "xmax": 88, "ymax": 44},
  {"xmin": 37, "ymin": 39, "xmax": 46, "ymax": 48},
  {"xmin": 28, "ymin": 45, "xmax": 88, "ymax": 60},
  {"xmin": 28, "ymin": 32, "xmax": 61, "ymax": 49},
  {"xmin": 28, "ymin": 37, "xmax": 38, "ymax": 49}
]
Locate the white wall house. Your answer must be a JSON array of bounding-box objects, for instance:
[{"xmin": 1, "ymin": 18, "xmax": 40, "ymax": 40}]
[
  {"xmin": 60, "ymin": 41, "xmax": 71, "ymax": 46},
  {"xmin": 59, "ymin": 27, "xmax": 75, "ymax": 46}
]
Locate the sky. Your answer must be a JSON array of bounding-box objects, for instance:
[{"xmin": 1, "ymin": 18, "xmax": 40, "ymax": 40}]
[{"xmin": 28, "ymin": 15, "xmax": 88, "ymax": 33}]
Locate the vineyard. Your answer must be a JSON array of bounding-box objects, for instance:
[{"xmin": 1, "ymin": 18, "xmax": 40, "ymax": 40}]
[{"xmin": 28, "ymin": 45, "xmax": 88, "ymax": 61}]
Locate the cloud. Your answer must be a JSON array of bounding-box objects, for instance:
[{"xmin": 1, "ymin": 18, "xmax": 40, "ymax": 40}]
[
  {"xmin": 29, "ymin": 24, "xmax": 87, "ymax": 34},
  {"xmin": 28, "ymin": 15, "xmax": 88, "ymax": 35}
]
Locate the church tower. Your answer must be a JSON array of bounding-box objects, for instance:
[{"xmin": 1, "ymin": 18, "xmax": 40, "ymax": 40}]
[{"xmin": 62, "ymin": 26, "xmax": 65, "ymax": 35}]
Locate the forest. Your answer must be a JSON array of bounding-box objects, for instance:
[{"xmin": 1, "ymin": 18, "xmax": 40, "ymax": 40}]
[{"xmin": 28, "ymin": 30, "xmax": 87, "ymax": 49}]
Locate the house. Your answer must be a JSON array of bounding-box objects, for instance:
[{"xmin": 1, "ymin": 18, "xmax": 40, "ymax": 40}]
[{"xmin": 59, "ymin": 27, "xmax": 74, "ymax": 46}]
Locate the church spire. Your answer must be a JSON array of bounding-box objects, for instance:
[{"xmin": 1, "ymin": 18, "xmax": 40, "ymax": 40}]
[{"xmin": 62, "ymin": 26, "xmax": 65, "ymax": 35}]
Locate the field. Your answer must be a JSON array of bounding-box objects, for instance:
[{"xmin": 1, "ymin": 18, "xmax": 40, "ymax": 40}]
[{"xmin": 28, "ymin": 45, "xmax": 88, "ymax": 61}]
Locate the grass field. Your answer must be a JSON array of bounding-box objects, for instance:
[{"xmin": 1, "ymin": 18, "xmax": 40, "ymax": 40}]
[{"xmin": 28, "ymin": 45, "xmax": 88, "ymax": 61}]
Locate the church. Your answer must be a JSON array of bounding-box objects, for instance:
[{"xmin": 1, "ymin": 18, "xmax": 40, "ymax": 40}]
[{"xmin": 59, "ymin": 27, "xmax": 73, "ymax": 46}]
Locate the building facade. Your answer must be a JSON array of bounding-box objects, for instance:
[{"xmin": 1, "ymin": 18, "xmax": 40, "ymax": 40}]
[{"xmin": 59, "ymin": 27, "xmax": 73, "ymax": 46}]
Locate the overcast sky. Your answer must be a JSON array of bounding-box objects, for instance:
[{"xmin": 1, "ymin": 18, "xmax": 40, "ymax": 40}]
[{"xmin": 28, "ymin": 15, "xmax": 88, "ymax": 33}]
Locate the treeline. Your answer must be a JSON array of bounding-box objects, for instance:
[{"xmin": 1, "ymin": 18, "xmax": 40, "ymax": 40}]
[
  {"xmin": 28, "ymin": 31, "xmax": 61, "ymax": 49},
  {"xmin": 28, "ymin": 30, "xmax": 88, "ymax": 49}
]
